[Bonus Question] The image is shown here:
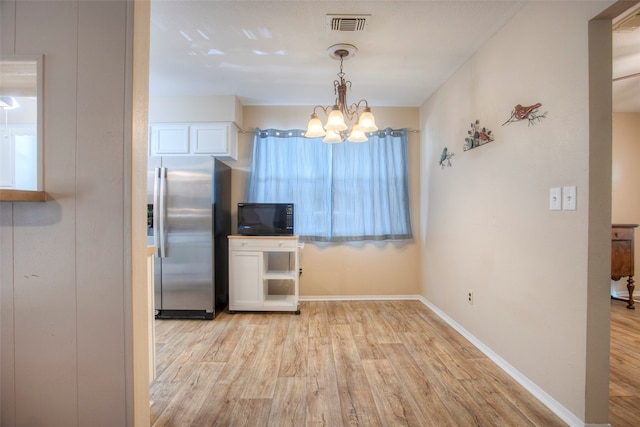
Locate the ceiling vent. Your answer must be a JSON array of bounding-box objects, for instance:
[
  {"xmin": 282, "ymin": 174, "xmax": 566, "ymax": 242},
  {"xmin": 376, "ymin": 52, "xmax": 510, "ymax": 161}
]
[{"xmin": 326, "ymin": 14, "xmax": 370, "ymax": 32}]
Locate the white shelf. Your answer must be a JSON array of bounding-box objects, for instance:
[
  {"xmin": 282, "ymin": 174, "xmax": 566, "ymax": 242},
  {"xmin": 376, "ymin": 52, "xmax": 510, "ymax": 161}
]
[
  {"xmin": 264, "ymin": 294, "xmax": 297, "ymax": 307},
  {"xmin": 264, "ymin": 270, "xmax": 296, "ymax": 280}
]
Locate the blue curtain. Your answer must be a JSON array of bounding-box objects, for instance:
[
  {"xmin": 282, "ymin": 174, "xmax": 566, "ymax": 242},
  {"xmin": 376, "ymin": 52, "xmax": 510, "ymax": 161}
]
[{"xmin": 246, "ymin": 128, "xmax": 412, "ymax": 242}]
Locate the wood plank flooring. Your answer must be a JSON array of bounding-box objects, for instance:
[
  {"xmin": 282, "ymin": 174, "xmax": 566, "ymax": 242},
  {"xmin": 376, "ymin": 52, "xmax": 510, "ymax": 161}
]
[
  {"xmin": 150, "ymin": 300, "xmax": 566, "ymax": 426},
  {"xmin": 609, "ymin": 298, "xmax": 640, "ymax": 427}
]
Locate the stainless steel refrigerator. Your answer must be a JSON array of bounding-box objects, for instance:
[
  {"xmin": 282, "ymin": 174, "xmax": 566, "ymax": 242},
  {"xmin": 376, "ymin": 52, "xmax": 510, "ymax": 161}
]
[{"xmin": 147, "ymin": 156, "xmax": 231, "ymax": 319}]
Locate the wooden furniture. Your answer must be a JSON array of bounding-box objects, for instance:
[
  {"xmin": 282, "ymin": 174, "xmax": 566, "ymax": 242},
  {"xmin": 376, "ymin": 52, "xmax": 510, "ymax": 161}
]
[
  {"xmin": 611, "ymin": 224, "xmax": 639, "ymax": 309},
  {"xmin": 228, "ymin": 235, "xmax": 300, "ymax": 314},
  {"xmin": 0, "ymin": 189, "xmax": 46, "ymax": 202}
]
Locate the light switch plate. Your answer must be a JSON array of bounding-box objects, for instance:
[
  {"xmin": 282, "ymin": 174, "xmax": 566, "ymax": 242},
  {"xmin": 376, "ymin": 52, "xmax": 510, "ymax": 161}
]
[
  {"xmin": 549, "ymin": 187, "xmax": 561, "ymax": 210},
  {"xmin": 562, "ymin": 186, "xmax": 577, "ymax": 210}
]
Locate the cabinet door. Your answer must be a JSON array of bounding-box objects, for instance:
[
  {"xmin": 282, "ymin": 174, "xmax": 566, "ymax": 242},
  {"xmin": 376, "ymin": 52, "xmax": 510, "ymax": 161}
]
[
  {"xmin": 190, "ymin": 123, "xmax": 238, "ymax": 159},
  {"xmin": 150, "ymin": 124, "xmax": 189, "ymax": 154},
  {"xmin": 612, "ymin": 240, "xmax": 634, "ymax": 277},
  {"xmin": 229, "ymin": 250, "xmax": 263, "ymax": 309}
]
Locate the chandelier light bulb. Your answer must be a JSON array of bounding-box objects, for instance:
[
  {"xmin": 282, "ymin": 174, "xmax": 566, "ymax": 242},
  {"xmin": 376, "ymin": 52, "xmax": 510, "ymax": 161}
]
[
  {"xmin": 325, "ymin": 106, "xmax": 348, "ymax": 131},
  {"xmin": 305, "ymin": 113, "xmax": 326, "ymax": 138},
  {"xmin": 357, "ymin": 107, "xmax": 378, "ymax": 132},
  {"xmin": 347, "ymin": 127, "xmax": 368, "ymax": 143},
  {"xmin": 322, "ymin": 130, "xmax": 342, "ymax": 144}
]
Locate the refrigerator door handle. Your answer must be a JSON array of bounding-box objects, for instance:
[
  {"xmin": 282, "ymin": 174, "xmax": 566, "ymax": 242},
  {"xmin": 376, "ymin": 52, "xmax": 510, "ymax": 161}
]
[
  {"xmin": 153, "ymin": 167, "xmax": 161, "ymax": 257},
  {"xmin": 158, "ymin": 167, "xmax": 168, "ymax": 258}
]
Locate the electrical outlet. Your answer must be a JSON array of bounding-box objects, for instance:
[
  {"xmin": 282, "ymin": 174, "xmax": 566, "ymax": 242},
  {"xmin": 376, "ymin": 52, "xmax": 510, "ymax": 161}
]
[{"xmin": 467, "ymin": 290, "xmax": 473, "ymax": 305}]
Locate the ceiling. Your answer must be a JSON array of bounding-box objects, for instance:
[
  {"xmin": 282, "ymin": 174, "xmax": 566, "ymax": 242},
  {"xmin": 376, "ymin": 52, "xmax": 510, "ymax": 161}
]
[
  {"xmin": 149, "ymin": 1, "xmax": 640, "ymax": 112},
  {"xmin": 613, "ymin": 6, "xmax": 640, "ymax": 113}
]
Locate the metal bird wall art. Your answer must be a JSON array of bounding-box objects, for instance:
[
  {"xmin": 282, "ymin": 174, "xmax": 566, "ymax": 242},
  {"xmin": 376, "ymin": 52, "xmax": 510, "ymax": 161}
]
[
  {"xmin": 439, "ymin": 147, "xmax": 454, "ymax": 168},
  {"xmin": 464, "ymin": 120, "xmax": 494, "ymax": 151},
  {"xmin": 502, "ymin": 102, "xmax": 548, "ymax": 126}
]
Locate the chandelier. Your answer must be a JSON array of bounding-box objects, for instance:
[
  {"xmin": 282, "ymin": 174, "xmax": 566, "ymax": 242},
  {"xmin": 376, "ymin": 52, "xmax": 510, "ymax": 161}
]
[{"xmin": 304, "ymin": 44, "xmax": 378, "ymax": 143}]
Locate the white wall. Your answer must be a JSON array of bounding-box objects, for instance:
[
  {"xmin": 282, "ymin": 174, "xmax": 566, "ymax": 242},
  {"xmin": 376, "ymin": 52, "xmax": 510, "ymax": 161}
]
[
  {"xmin": 149, "ymin": 94, "xmax": 243, "ymax": 125},
  {"xmin": 420, "ymin": 2, "xmax": 612, "ymax": 424},
  {"xmin": 0, "ymin": 1, "xmax": 140, "ymax": 425}
]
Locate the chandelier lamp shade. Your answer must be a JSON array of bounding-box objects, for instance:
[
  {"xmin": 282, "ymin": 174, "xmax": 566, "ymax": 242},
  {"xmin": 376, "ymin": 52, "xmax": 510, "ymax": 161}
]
[{"xmin": 304, "ymin": 44, "xmax": 378, "ymax": 143}]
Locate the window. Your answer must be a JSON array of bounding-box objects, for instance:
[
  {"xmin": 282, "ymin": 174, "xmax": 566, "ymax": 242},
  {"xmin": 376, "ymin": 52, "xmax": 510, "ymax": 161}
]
[{"xmin": 246, "ymin": 128, "xmax": 412, "ymax": 242}]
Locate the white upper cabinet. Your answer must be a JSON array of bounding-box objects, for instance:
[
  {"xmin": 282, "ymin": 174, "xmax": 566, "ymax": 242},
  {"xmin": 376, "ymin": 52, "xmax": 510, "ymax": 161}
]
[
  {"xmin": 190, "ymin": 123, "xmax": 238, "ymax": 158},
  {"xmin": 149, "ymin": 124, "xmax": 189, "ymax": 154},
  {"xmin": 149, "ymin": 122, "xmax": 238, "ymax": 159}
]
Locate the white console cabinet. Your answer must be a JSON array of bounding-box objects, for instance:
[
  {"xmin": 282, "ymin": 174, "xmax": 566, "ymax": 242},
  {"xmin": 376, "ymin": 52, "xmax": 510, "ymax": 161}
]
[{"xmin": 228, "ymin": 236, "xmax": 300, "ymax": 314}]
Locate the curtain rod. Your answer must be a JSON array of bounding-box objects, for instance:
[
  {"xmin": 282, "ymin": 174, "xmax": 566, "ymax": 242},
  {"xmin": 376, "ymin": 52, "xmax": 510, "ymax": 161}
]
[{"xmin": 238, "ymin": 128, "xmax": 420, "ymax": 134}]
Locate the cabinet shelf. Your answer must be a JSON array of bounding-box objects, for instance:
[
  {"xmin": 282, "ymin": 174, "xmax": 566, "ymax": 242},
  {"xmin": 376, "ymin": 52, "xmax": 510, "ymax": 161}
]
[
  {"xmin": 264, "ymin": 270, "xmax": 296, "ymax": 280},
  {"xmin": 264, "ymin": 294, "xmax": 297, "ymax": 307},
  {"xmin": 0, "ymin": 189, "xmax": 47, "ymax": 202}
]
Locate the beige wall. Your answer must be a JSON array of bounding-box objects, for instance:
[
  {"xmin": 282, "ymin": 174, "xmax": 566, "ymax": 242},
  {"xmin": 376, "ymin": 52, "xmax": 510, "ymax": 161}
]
[
  {"xmin": 240, "ymin": 106, "xmax": 421, "ymax": 297},
  {"xmin": 1, "ymin": 1, "xmax": 139, "ymax": 425},
  {"xmin": 612, "ymin": 113, "xmax": 640, "ymax": 297},
  {"xmin": 420, "ymin": 1, "xmax": 612, "ymax": 424}
]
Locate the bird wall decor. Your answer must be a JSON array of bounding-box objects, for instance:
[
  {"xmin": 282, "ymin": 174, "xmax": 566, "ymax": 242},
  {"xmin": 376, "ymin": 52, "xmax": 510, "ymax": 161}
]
[
  {"xmin": 439, "ymin": 147, "xmax": 454, "ymax": 168},
  {"xmin": 502, "ymin": 102, "xmax": 548, "ymax": 126},
  {"xmin": 464, "ymin": 120, "xmax": 494, "ymax": 151}
]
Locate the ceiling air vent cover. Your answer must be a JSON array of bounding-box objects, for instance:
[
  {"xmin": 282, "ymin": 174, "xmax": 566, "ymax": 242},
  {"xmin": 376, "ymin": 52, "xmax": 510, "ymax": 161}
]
[{"xmin": 326, "ymin": 14, "xmax": 370, "ymax": 32}]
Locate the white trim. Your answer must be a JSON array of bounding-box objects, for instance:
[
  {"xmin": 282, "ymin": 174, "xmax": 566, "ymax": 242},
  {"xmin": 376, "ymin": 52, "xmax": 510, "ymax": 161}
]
[
  {"xmin": 299, "ymin": 294, "xmax": 421, "ymax": 302},
  {"xmin": 298, "ymin": 294, "xmax": 611, "ymax": 427}
]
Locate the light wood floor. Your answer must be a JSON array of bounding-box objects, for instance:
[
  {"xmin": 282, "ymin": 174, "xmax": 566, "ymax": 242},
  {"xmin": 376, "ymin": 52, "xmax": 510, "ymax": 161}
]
[
  {"xmin": 150, "ymin": 300, "xmax": 566, "ymax": 426},
  {"xmin": 609, "ymin": 298, "xmax": 640, "ymax": 427}
]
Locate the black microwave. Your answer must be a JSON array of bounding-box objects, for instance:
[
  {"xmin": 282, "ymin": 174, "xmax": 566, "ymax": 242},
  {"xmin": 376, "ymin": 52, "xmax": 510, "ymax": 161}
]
[{"xmin": 237, "ymin": 203, "xmax": 294, "ymax": 236}]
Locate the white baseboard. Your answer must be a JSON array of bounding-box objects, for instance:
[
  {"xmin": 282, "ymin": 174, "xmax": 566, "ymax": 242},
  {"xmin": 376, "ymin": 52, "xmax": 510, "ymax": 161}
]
[
  {"xmin": 299, "ymin": 294, "xmax": 609, "ymax": 427},
  {"xmin": 299, "ymin": 294, "xmax": 421, "ymax": 302}
]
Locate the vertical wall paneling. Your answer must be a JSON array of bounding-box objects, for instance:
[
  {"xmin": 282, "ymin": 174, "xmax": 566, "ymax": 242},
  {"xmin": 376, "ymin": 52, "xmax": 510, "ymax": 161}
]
[
  {"xmin": 12, "ymin": 2, "xmax": 80, "ymax": 425},
  {"xmin": 1, "ymin": 0, "xmax": 136, "ymax": 425},
  {"xmin": 75, "ymin": 1, "xmax": 128, "ymax": 425},
  {"xmin": 0, "ymin": 203, "xmax": 15, "ymax": 426}
]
